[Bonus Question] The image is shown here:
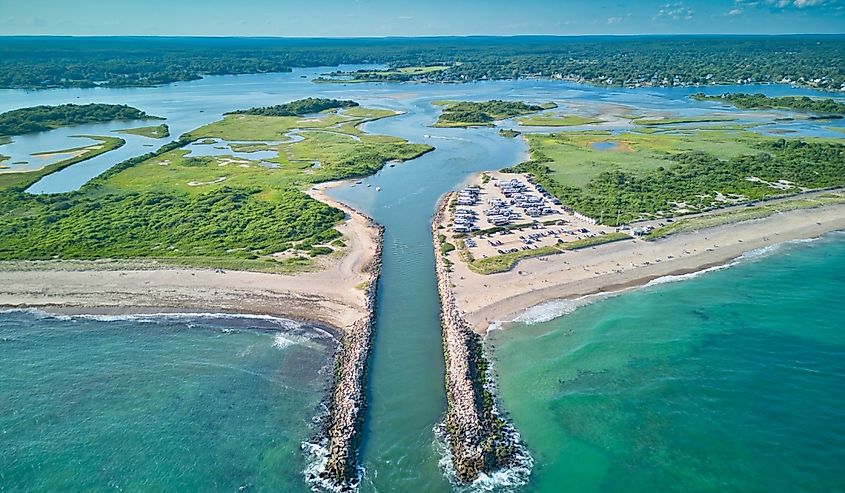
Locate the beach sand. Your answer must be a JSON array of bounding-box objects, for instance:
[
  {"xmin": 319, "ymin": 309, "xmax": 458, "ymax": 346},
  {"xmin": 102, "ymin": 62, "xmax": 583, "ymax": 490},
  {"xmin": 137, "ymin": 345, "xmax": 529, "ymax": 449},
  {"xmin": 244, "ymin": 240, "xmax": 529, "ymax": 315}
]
[
  {"xmin": 0, "ymin": 183, "xmax": 379, "ymax": 333},
  {"xmin": 449, "ymin": 203, "xmax": 845, "ymax": 333}
]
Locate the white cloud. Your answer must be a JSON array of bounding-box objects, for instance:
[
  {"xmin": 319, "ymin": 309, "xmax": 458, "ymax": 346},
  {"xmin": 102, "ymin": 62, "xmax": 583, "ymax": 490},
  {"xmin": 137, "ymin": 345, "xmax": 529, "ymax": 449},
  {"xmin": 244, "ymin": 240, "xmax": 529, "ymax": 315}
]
[
  {"xmin": 654, "ymin": 2, "xmax": 696, "ymax": 21},
  {"xmin": 607, "ymin": 16, "xmax": 624, "ymax": 25},
  {"xmin": 727, "ymin": 8, "xmax": 744, "ymax": 15},
  {"xmin": 793, "ymin": 0, "xmax": 826, "ymax": 6},
  {"xmin": 759, "ymin": 0, "xmax": 834, "ymax": 7}
]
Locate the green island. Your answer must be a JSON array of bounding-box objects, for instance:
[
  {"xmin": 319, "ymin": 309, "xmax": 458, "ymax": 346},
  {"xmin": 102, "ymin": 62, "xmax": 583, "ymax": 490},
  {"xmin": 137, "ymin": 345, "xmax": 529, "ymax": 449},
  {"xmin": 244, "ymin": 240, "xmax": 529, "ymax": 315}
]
[
  {"xmin": 498, "ymin": 129, "xmax": 521, "ymax": 138},
  {"xmin": 503, "ymin": 128, "xmax": 845, "ymax": 225},
  {"xmin": 115, "ymin": 123, "xmax": 170, "ymax": 139},
  {"xmin": 0, "ymin": 101, "xmax": 432, "ymax": 272},
  {"xmin": 315, "ymin": 65, "xmax": 451, "ymax": 83},
  {"xmin": 692, "ymin": 93, "xmax": 845, "ymax": 116},
  {"xmin": 227, "ymin": 97, "xmax": 359, "ymax": 116},
  {"xmin": 433, "ymin": 100, "xmax": 555, "ymax": 127},
  {"xmin": 516, "ymin": 113, "xmax": 603, "ymax": 127},
  {"xmin": 0, "ymin": 103, "xmax": 161, "ymax": 136}
]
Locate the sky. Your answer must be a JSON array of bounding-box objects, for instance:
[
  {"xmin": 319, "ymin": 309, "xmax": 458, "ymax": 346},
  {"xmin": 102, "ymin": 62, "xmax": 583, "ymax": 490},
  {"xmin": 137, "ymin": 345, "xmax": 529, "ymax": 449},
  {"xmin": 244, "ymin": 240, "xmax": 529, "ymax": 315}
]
[{"xmin": 0, "ymin": 0, "xmax": 843, "ymax": 36}]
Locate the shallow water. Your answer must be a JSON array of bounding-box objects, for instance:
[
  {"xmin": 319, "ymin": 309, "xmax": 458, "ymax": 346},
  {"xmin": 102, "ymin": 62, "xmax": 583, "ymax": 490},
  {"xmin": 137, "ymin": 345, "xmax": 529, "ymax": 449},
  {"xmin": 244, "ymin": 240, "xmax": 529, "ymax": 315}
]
[
  {"xmin": 489, "ymin": 234, "xmax": 845, "ymax": 493},
  {"xmin": 0, "ymin": 69, "xmax": 843, "ymax": 491},
  {"xmin": 0, "ymin": 311, "xmax": 336, "ymax": 492}
]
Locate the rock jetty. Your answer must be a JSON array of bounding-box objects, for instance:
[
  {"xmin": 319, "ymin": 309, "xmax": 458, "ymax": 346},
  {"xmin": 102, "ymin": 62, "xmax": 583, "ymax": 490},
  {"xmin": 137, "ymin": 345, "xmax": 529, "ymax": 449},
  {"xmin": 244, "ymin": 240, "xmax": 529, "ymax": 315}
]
[
  {"xmin": 431, "ymin": 193, "xmax": 523, "ymax": 483},
  {"xmin": 307, "ymin": 209, "xmax": 383, "ymax": 491}
]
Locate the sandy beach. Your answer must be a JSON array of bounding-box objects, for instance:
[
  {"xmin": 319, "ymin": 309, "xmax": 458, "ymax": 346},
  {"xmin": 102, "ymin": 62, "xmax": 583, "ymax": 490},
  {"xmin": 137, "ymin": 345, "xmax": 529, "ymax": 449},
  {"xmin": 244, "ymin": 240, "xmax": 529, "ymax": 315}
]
[
  {"xmin": 448, "ymin": 203, "xmax": 845, "ymax": 333},
  {"xmin": 0, "ymin": 183, "xmax": 380, "ymax": 333}
]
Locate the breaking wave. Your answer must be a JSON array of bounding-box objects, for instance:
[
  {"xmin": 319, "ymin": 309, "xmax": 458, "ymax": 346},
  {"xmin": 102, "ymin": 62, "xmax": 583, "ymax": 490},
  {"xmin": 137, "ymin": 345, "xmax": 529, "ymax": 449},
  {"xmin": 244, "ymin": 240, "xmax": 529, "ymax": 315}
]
[
  {"xmin": 0, "ymin": 308, "xmax": 338, "ymax": 346},
  {"xmin": 433, "ymin": 422, "xmax": 533, "ymax": 493}
]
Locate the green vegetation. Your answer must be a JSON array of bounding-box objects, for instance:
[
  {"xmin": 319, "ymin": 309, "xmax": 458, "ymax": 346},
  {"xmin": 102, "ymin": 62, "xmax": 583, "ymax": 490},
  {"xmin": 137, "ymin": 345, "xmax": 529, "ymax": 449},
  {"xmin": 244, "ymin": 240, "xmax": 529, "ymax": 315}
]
[
  {"xmin": 0, "ymin": 104, "xmax": 432, "ymax": 271},
  {"xmin": 434, "ymin": 100, "xmax": 552, "ymax": 128},
  {"xmin": 227, "ymin": 98, "xmax": 359, "ymax": 117},
  {"xmin": 646, "ymin": 193, "xmax": 845, "ymax": 240},
  {"xmin": 505, "ymin": 128, "xmax": 845, "ymax": 226},
  {"xmin": 516, "ymin": 114, "xmax": 602, "ymax": 127},
  {"xmin": 465, "ymin": 233, "xmax": 630, "ymax": 274},
  {"xmin": 438, "ymin": 233, "xmax": 456, "ymax": 254},
  {"xmin": 2, "ymin": 36, "xmax": 842, "ymax": 91},
  {"xmin": 498, "ymin": 129, "xmax": 521, "ymax": 138},
  {"xmin": 315, "ymin": 65, "xmax": 450, "ymax": 83},
  {"xmin": 692, "ymin": 93, "xmax": 845, "ymax": 116},
  {"xmin": 0, "ymin": 136, "xmax": 124, "ymax": 191},
  {"xmin": 0, "ymin": 104, "xmax": 160, "ymax": 137},
  {"xmin": 115, "ymin": 123, "xmax": 170, "ymax": 139}
]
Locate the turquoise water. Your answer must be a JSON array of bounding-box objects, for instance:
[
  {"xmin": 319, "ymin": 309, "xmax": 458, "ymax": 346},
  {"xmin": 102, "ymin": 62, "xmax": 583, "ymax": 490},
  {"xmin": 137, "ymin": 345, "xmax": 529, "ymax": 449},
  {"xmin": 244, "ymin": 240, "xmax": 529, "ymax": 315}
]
[
  {"xmin": 489, "ymin": 234, "xmax": 845, "ymax": 493},
  {"xmin": 0, "ymin": 313, "xmax": 335, "ymax": 492}
]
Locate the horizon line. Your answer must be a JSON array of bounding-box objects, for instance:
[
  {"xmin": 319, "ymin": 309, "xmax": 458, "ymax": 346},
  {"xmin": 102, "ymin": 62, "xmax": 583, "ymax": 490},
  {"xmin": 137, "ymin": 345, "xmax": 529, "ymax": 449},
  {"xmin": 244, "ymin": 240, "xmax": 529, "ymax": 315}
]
[{"xmin": 1, "ymin": 33, "xmax": 843, "ymax": 39}]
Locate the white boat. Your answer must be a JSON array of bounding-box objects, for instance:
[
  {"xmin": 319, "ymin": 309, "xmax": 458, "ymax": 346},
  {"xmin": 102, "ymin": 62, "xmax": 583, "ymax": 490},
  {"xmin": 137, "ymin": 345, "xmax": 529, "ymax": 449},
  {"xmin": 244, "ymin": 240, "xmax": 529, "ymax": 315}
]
[{"xmin": 376, "ymin": 187, "xmax": 381, "ymax": 192}]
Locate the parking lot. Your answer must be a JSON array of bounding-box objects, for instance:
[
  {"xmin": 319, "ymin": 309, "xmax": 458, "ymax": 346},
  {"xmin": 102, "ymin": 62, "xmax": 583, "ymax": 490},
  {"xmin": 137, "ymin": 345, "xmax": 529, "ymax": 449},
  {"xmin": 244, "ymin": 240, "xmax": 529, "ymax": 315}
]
[{"xmin": 448, "ymin": 172, "xmax": 620, "ymax": 260}]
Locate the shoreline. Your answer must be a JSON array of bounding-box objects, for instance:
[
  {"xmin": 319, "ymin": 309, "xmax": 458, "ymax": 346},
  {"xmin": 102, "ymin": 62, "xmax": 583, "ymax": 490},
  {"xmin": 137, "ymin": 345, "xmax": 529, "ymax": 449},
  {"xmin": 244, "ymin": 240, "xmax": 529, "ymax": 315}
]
[
  {"xmin": 446, "ymin": 203, "xmax": 845, "ymax": 333},
  {"xmin": 0, "ymin": 178, "xmax": 384, "ymax": 491},
  {"xmin": 0, "ymin": 183, "xmax": 380, "ymax": 333},
  {"xmin": 431, "ymin": 192, "xmax": 526, "ymax": 483}
]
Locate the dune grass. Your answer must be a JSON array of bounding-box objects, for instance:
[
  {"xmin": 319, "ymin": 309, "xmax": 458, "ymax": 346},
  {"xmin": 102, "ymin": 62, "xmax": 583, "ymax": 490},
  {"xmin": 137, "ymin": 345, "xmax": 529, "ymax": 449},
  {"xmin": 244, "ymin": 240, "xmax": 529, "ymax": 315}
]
[
  {"xmin": 646, "ymin": 193, "xmax": 845, "ymax": 240},
  {"xmin": 467, "ymin": 233, "xmax": 631, "ymax": 275}
]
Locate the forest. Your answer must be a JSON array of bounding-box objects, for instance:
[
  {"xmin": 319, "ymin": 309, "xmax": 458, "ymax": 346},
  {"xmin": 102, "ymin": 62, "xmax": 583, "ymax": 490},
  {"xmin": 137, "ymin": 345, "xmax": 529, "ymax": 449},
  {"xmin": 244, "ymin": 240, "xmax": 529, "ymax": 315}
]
[
  {"xmin": 505, "ymin": 139, "xmax": 845, "ymax": 225},
  {"xmin": 228, "ymin": 98, "xmax": 359, "ymax": 117},
  {"xmin": 0, "ymin": 103, "xmax": 159, "ymax": 136},
  {"xmin": 1, "ymin": 35, "xmax": 842, "ymax": 91},
  {"xmin": 692, "ymin": 93, "xmax": 845, "ymax": 116}
]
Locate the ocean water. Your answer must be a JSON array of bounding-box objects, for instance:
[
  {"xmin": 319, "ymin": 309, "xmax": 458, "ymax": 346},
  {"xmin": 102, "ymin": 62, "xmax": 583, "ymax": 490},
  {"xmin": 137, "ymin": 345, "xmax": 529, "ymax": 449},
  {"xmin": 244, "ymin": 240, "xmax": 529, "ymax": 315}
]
[
  {"xmin": 489, "ymin": 233, "xmax": 845, "ymax": 493},
  {"xmin": 0, "ymin": 312, "xmax": 336, "ymax": 492}
]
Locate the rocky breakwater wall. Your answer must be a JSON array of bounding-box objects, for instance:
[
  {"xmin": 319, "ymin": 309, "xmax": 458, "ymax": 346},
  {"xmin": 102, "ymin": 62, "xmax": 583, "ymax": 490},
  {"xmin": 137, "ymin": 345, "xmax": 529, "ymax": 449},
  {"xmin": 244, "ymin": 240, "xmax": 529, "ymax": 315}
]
[
  {"xmin": 431, "ymin": 193, "xmax": 524, "ymax": 483},
  {"xmin": 307, "ymin": 208, "xmax": 383, "ymax": 492}
]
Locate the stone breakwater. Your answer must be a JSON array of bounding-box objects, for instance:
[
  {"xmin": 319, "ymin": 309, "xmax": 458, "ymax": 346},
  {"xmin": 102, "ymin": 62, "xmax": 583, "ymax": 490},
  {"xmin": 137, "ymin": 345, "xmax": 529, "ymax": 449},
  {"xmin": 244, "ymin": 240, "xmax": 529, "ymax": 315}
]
[
  {"xmin": 306, "ymin": 207, "xmax": 383, "ymax": 492},
  {"xmin": 432, "ymin": 193, "xmax": 524, "ymax": 483}
]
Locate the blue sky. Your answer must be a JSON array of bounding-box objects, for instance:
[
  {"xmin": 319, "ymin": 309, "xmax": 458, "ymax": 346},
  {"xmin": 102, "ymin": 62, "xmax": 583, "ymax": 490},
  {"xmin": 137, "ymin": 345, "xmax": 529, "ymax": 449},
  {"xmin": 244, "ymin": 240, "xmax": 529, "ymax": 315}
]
[{"xmin": 0, "ymin": 0, "xmax": 842, "ymax": 36}]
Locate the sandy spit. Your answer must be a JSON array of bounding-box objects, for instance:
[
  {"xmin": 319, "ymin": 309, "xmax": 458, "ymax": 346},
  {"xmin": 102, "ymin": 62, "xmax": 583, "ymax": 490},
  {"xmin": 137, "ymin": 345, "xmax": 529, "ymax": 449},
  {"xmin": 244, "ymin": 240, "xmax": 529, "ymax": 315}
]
[{"xmin": 0, "ymin": 182, "xmax": 380, "ymax": 334}]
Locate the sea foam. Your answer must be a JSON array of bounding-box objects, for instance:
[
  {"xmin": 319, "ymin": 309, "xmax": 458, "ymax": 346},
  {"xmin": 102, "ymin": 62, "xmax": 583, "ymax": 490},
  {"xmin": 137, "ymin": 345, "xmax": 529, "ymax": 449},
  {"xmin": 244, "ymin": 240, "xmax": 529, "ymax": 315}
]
[{"xmin": 511, "ymin": 296, "xmax": 599, "ymax": 325}]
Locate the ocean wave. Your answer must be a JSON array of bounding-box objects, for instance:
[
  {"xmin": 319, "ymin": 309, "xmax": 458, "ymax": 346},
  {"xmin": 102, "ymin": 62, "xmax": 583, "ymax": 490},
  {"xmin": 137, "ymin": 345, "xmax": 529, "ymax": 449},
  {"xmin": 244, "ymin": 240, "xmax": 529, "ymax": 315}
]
[
  {"xmin": 301, "ymin": 439, "xmax": 363, "ymax": 493},
  {"xmin": 433, "ymin": 422, "xmax": 533, "ymax": 493},
  {"xmin": 273, "ymin": 333, "xmax": 297, "ymax": 349},
  {"xmin": 511, "ymin": 296, "xmax": 598, "ymax": 325},
  {"xmin": 643, "ymin": 263, "xmax": 735, "ymax": 287},
  {"xmin": 0, "ymin": 308, "xmax": 338, "ymax": 344}
]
